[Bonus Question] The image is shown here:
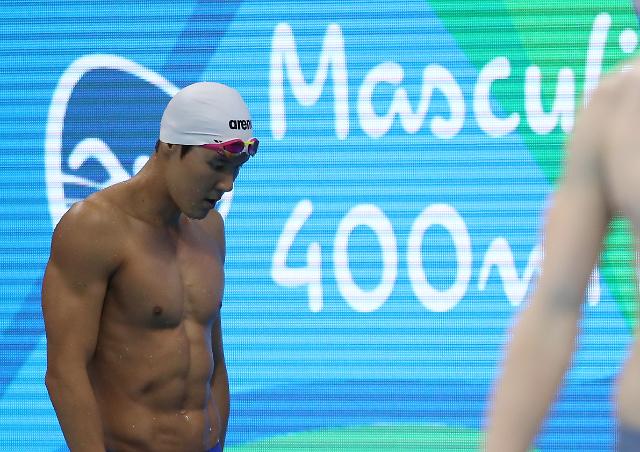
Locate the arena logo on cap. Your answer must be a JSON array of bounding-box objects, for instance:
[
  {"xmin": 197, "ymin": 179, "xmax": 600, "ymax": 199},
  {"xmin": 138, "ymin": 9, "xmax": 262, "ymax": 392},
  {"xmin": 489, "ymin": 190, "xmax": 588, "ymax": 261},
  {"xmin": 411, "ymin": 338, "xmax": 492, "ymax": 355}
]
[
  {"xmin": 229, "ymin": 119, "xmax": 252, "ymax": 130},
  {"xmin": 45, "ymin": 54, "xmax": 236, "ymax": 227}
]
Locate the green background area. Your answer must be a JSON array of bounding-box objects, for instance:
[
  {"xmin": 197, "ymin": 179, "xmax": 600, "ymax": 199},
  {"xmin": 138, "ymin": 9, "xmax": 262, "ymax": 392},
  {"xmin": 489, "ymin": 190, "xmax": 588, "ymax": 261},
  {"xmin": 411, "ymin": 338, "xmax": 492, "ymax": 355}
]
[
  {"xmin": 228, "ymin": 424, "xmax": 481, "ymax": 451},
  {"xmin": 429, "ymin": 0, "xmax": 639, "ymax": 328},
  {"xmin": 227, "ymin": 424, "xmax": 538, "ymax": 451}
]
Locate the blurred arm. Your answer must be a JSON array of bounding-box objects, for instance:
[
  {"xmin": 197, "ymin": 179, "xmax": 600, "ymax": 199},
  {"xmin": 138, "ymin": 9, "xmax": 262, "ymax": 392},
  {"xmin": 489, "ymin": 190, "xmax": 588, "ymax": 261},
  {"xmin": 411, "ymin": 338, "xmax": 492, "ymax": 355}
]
[{"xmin": 484, "ymin": 82, "xmax": 614, "ymax": 451}]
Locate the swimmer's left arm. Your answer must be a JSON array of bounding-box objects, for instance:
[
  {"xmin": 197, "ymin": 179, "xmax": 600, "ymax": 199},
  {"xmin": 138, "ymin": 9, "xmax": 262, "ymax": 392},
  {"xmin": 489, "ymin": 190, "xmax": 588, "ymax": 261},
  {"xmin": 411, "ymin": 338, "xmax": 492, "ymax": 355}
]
[
  {"xmin": 207, "ymin": 209, "xmax": 230, "ymax": 449},
  {"xmin": 211, "ymin": 310, "xmax": 229, "ymax": 449}
]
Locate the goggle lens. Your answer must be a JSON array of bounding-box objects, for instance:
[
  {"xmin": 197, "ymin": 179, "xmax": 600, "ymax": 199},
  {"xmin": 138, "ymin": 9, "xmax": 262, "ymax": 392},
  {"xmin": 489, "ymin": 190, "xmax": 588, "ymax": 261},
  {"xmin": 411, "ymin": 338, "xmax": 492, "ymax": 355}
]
[{"xmin": 202, "ymin": 138, "xmax": 259, "ymax": 156}]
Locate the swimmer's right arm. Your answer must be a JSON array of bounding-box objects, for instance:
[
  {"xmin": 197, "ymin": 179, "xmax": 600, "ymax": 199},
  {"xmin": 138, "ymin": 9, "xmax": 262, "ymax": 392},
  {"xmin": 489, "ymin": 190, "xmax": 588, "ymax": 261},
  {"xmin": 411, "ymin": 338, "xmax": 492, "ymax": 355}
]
[
  {"xmin": 485, "ymin": 81, "xmax": 615, "ymax": 451},
  {"xmin": 42, "ymin": 202, "xmax": 120, "ymax": 452}
]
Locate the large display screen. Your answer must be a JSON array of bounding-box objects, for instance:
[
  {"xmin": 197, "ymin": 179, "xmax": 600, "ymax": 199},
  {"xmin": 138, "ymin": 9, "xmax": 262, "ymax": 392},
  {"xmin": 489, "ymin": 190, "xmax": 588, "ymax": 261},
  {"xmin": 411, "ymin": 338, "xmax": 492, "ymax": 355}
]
[{"xmin": 1, "ymin": 1, "xmax": 638, "ymax": 450}]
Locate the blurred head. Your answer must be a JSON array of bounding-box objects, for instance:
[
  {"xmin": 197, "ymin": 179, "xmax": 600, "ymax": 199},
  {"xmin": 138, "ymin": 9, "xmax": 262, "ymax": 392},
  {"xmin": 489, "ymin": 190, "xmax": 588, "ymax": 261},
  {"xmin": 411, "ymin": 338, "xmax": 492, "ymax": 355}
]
[{"xmin": 157, "ymin": 82, "xmax": 257, "ymax": 219}]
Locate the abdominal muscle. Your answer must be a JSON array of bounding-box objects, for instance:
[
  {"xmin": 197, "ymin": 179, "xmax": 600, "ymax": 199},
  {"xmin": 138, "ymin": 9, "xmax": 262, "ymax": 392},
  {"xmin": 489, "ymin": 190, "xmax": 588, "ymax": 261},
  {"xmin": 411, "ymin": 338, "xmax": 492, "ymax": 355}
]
[{"xmin": 89, "ymin": 319, "xmax": 219, "ymax": 452}]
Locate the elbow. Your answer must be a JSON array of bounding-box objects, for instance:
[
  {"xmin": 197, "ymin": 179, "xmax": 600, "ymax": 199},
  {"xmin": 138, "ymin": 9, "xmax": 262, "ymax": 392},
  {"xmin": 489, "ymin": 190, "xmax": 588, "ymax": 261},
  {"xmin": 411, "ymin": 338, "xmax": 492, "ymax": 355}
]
[
  {"xmin": 44, "ymin": 371, "xmax": 60, "ymax": 402},
  {"xmin": 530, "ymin": 281, "xmax": 585, "ymax": 317},
  {"xmin": 45, "ymin": 365, "xmax": 84, "ymax": 394},
  {"xmin": 45, "ymin": 369, "xmax": 61, "ymax": 394}
]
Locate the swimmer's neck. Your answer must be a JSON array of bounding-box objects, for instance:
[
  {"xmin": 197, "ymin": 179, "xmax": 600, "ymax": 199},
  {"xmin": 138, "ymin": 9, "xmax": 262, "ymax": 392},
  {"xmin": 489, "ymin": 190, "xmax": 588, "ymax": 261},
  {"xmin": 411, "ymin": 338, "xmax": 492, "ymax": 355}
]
[{"xmin": 118, "ymin": 155, "xmax": 184, "ymax": 228}]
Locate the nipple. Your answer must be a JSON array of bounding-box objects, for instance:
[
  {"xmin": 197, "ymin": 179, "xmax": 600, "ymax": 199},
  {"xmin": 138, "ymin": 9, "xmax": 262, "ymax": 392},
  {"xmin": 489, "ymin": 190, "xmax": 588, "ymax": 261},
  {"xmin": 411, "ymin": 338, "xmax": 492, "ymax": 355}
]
[{"xmin": 152, "ymin": 306, "xmax": 163, "ymax": 316}]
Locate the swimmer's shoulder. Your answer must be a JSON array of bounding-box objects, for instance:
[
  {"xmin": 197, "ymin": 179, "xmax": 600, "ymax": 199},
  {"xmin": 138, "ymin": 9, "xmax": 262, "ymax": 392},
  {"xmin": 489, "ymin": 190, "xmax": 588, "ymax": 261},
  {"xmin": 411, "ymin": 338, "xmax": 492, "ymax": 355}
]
[
  {"xmin": 202, "ymin": 208, "xmax": 224, "ymax": 228},
  {"xmin": 198, "ymin": 209, "xmax": 226, "ymax": 257},
  {"xmin": 201, "ymin": 209, "xmax": 225, "ymax": 239},
  {"xmin": 53, "ymin": 190, "xmax": 128, "ymax": 255},
  {"xmin": 47, "ymin": 195, "xmax": 126, "ymax": 276}
]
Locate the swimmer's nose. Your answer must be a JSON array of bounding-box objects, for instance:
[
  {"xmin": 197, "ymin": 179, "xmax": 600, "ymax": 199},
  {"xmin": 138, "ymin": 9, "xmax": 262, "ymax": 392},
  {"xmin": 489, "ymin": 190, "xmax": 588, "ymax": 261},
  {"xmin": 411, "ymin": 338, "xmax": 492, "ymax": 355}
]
[{"xmin": 216, "ymin": 172, "xmax": 234, "ymax": 193}]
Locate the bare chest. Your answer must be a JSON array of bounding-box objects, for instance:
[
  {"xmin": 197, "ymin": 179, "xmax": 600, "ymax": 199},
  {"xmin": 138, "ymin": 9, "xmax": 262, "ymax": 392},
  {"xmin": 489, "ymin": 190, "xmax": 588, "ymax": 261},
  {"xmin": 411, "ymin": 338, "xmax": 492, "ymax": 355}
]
[{"xmin": 106, "ymin": 226, "xmax": 224, "ymax": 329}]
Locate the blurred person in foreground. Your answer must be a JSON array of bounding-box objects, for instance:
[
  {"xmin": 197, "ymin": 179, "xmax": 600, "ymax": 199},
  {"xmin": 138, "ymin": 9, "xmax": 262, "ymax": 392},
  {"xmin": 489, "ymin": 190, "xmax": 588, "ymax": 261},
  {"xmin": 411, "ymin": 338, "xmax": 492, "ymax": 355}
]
[{"xmin": 485, "ymin": 7, "xmax": 640, "ymax": 450}]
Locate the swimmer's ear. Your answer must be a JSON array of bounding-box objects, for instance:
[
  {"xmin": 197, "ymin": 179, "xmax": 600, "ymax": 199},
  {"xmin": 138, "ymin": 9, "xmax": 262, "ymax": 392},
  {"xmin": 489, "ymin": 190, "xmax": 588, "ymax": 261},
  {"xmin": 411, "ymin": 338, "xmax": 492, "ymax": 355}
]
[{"xmin": 157, "ymin": 141, "xmax": 176, "ymax": 156}]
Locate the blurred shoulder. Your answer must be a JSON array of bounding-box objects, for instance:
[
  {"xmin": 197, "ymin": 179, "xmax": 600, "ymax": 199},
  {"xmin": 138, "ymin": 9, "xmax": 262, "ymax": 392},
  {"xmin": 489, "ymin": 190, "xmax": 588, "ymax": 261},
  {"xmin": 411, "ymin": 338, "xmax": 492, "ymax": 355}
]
[
  {"xmin": 568, "ymin": 63, "xmax": 640, "ymax": 145},
  {"xmin": 591, "ymin": 59, "xmax": 640, "ymax": 105}
]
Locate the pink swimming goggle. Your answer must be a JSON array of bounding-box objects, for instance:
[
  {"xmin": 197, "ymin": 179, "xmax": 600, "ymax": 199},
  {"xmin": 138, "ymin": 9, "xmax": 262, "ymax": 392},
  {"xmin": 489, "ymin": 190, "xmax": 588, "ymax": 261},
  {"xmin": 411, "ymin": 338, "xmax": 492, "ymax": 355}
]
[{"xmin": 201, "ymin": 138, "xmax": 259, "ymax": 156}]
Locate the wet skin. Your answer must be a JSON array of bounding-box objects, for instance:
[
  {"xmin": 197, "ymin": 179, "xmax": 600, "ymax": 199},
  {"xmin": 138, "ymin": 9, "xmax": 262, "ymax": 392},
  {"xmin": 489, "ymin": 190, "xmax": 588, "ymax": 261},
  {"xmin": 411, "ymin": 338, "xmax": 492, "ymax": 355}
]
[{"xmin": 42, "ymin": 144, "xmax": 248, "ymax": 451}]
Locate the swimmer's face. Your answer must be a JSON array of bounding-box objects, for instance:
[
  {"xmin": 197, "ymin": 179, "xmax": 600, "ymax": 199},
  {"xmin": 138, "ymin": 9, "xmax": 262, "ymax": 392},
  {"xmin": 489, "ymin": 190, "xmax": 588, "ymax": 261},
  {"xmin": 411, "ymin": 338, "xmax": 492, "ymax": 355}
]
[{"xmin": 166, "ymin": 144, "xmax": 249, "ymax": 220}]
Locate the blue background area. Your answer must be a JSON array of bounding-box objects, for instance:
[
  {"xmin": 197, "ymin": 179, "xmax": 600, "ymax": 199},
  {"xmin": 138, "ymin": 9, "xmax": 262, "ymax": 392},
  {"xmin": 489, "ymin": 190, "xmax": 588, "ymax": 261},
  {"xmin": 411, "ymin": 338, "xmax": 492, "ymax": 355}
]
[{"xmin": 0, "ymin": 0, "xmax": 632, "ymax": 450}]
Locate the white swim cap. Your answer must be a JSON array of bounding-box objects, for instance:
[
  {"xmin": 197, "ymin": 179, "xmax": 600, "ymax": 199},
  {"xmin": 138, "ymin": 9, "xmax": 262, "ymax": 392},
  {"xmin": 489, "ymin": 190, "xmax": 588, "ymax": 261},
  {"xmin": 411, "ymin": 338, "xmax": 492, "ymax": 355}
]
[{"xmin": 159, "ymin": 82, "xmax": 254, "ymax": 145}]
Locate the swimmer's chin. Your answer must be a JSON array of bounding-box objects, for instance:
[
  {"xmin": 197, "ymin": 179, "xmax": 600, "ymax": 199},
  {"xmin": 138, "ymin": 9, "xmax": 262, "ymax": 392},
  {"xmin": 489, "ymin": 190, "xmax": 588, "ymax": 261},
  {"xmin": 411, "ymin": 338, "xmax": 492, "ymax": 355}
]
[
  {"xmin": 184, "ymin": 208, "xmax": 213, "ymax": 220},
  {"xmin": 183, "ymin": 200, "xmax": 219, "ymax": 220}
]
